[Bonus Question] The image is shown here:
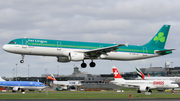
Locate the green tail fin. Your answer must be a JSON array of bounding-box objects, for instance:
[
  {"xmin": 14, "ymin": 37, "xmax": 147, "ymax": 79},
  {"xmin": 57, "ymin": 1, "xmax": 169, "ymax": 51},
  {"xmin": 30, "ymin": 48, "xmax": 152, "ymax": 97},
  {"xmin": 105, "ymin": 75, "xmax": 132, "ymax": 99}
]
[{"xmin": 143, "ymin": 25, "xmax": 170, "ymax": 49}]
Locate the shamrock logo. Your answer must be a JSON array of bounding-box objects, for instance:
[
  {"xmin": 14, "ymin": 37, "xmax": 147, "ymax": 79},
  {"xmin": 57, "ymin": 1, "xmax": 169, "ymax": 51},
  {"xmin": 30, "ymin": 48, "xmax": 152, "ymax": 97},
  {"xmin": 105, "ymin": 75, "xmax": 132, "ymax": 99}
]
[{"xmin": 153, "ymin": 32, "xmax": 165, "ymax": 43}]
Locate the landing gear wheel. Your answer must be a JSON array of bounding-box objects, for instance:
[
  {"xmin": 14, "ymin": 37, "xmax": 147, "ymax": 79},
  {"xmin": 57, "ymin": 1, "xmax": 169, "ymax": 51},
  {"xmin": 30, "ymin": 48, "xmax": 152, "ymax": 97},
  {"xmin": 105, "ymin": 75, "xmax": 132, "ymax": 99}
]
[
  {"xmin": 137, "ymin": 90, "xmax": 141, "ymax": 93},
  {"xmin": 89, "ymin": 62, "xmax": 96, "ymax": 67},
  {"xmin": 21, "ymin": 90, "xmax": 25, "ymax": 92},
  {"xmin": 81, "ymin": 63, "xmax": 87, "ymax": 68},
  {"xmin": 20, "ymin": 60, "xmax": 24, "ymax": 63},
  {"xmin": 148, "ymin": 90, "xmax": 152, "ymax": 93}
]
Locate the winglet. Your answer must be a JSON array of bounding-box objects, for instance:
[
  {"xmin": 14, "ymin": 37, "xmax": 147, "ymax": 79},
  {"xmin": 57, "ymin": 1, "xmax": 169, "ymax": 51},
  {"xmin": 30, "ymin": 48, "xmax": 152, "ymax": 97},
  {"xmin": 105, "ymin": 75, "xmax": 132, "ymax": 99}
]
[
  {"xmin": 147, "ymin": 73, "xmax": 150, "ymax": 77},
  {"xmin": 135, "ymin": 66, "xmax": 145, "ymax": 80},
  {"xmin": 125, "ymin": 43, "xmax": 128, "ymax": 47},
  {"xmin": 112, "ymin": 66, "xmax": 123, "ymax": 79}
]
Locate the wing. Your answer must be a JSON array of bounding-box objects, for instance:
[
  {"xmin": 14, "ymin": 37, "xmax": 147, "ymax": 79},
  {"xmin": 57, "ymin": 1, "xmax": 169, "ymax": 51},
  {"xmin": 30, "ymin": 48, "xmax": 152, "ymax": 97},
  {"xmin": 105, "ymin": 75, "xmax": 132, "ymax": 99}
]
[{"xmin": 80, "ymin": 43, "xmax": 128, "ymax": 59}]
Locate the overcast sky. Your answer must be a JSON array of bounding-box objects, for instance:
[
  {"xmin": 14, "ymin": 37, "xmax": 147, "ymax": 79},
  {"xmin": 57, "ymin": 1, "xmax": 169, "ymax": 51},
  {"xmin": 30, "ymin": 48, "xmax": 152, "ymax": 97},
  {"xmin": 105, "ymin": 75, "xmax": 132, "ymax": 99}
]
[{"xmin": 0, "ymin": 0, "xmax": 180, "ymax": 77}]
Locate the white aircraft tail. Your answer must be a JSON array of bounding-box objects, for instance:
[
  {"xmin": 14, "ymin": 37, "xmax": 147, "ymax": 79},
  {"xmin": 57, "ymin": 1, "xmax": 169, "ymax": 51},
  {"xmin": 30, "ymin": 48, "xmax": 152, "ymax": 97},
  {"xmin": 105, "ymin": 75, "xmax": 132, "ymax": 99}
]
[
  {"xmin": 0, "ymin": 77, "xmax": 6, "ymax": 81},
  {"xmin": 112, "ymin": 66, "xmax": 124, "ymax": 82}
]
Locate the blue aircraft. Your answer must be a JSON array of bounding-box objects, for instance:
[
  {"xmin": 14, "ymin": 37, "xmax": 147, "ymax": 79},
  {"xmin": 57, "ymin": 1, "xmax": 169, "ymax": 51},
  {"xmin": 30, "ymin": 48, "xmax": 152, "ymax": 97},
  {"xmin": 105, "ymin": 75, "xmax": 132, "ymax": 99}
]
[{"xmin": 0, "ymin": 77, "xmax": 45, "ymax": 92}]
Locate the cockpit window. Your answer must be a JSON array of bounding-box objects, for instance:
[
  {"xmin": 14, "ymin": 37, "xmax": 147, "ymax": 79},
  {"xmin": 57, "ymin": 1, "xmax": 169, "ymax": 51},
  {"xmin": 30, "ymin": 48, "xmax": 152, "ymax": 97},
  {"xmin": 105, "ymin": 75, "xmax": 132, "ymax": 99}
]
[{"xmin": 8, "ymin": 41, "xmax": 17, "ymax": 44}]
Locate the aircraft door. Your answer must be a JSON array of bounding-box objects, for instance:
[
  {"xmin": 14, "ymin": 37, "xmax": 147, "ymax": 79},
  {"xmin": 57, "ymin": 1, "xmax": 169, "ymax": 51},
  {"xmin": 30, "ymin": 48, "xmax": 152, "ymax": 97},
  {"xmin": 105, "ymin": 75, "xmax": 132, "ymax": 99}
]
[
  {"xmin": 143, "ymin": 47, "xmax": 147, "ymax": 56},
  {"xmin": 22, "ymin": 39, "xmax": 28, "ymax": 48},
  {"xmin": 57, "ymin": 41, "xmax": 61, "ymax": 50}
]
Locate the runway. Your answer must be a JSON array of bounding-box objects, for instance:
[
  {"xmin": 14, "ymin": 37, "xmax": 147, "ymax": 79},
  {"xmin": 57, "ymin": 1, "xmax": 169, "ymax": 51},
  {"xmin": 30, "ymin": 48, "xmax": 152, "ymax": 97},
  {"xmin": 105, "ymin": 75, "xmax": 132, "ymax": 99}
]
[{"xmin": 1, "ymin": 99, "xmax": 180, "ymax": 101}]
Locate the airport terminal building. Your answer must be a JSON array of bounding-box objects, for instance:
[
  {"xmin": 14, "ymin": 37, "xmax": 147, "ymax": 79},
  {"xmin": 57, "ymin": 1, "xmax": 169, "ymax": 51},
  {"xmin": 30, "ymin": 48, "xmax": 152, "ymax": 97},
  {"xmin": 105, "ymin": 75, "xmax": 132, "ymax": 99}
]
[{"xmin": 4, "ymin": 65, "xmax": 180, "ymax": 90}]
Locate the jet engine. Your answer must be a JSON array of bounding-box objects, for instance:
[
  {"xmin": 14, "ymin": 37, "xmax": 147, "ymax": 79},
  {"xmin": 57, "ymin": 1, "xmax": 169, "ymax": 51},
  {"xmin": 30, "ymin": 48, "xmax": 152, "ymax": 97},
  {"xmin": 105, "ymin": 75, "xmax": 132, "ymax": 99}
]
[
  {"xmin": 139, "ymin": 86, "xmax": 149, "ymax": 91},
  {"xmin": 69, "ymin": 52, "xmax": 85, "ymax": 61},
  {"xmin": 57, "ymin": 56, "xmax": 70, "ymax": 63},
  {"xmin": 62, "ymin": 51, "xmax": 85, "ymax": 61},
  {"xmin": 12, "ymin": 87, "xmax": 20, "ymax": 92}
]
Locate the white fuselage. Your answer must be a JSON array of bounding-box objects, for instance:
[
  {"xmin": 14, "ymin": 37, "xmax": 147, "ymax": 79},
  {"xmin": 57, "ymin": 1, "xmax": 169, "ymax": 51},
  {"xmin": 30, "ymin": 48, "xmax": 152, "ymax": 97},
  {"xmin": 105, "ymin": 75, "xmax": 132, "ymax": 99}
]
[
  {"xmin": 53, "ymin": 81, "xmax": 81, "ymax": 86},
  {"xmin": 111, "ymin": 79, "xmax": 179, "ymax": 90},
  {"xmin": 3, "ymin": 44, "xmax": 158, "ymax": 61}
]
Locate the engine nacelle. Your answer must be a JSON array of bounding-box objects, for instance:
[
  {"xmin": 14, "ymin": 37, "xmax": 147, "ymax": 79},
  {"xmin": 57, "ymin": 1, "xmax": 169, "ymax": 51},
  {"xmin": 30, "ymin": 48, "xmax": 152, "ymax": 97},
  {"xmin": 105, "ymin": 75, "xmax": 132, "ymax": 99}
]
[
  {"xmin": 69, "ymin": 52, "xmax": 85, "ymax": 61},
  {"xmin": 12, "ymin": 87, "xmax": 20, "ymax": 91},
  {"xmin": 139, "ymin": 86, "xmax": 149, "ymax": 91},
  {"xmin": 57, "ymin": 56, "xmax": 70, "ymax": 63}
]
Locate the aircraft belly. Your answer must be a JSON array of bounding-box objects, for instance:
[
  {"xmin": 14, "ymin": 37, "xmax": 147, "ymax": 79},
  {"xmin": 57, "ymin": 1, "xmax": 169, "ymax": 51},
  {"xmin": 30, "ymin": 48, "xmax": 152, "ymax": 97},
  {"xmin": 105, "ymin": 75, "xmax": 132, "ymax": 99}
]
[{"xmin": 102, "ymin": 52, "xmax": 157, "ymax": 60}]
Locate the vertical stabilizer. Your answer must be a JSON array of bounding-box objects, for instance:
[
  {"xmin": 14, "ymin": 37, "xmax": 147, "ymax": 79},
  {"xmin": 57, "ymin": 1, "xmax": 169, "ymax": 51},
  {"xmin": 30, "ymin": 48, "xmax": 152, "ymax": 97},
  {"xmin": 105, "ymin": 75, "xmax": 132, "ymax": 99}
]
[
  {"xmin": 46, "ymin": 74, "xmax": 57, "ymax": 81},
  {"xmin": 135, "ymin": 67, "xmax": 145, "ymax": 80},
  {"xmin": 112, "ymin": 66, "xmax": 124, "ymax": 80},
  {"xmin": 143, "ymin": 25, "xmax": 170, "ymax": 49},
  {"xmin": 0, "ymin": 77, "xmax": 6, "ymax": 81}
]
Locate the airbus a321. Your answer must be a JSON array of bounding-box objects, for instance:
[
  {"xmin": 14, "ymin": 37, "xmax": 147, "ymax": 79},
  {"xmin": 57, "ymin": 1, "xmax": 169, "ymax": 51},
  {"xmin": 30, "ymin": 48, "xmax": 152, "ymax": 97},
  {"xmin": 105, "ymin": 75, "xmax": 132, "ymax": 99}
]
[
  {"xmin": 111, "ymin": 66, "xmax": 179, "ymax": 93},
  {"xmin": 3, "ymin": 25, "xmax": 174, "ymax": 68}
]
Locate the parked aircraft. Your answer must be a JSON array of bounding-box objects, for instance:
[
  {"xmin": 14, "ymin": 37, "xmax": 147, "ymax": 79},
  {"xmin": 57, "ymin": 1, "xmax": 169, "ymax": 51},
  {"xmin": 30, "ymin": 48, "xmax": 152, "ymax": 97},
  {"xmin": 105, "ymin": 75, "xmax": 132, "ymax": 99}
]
[
  {"xmin": 136, "ymin": 66, "xmax": 180, "ymax": 85},
  {"xmin": 0, "ymin": 77, "xmax": 45, "ymax": 92},
  {"xmin": 111, "ymin": 66, "xmax": 179, "ymax": 93},
  {"xmin": 3, "ymin": 25, "xmax": 174, "ymax": 68},
  {"xmin": 47, "ymin": 75, "xmax": 81, "ymax": 90}
]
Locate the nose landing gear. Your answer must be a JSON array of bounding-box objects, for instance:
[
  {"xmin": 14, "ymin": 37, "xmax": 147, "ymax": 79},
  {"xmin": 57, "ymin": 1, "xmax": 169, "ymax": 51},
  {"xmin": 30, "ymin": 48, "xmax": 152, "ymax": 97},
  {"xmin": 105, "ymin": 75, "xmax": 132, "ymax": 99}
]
[{"xmin": 20, "ymin": 54, "xmax": 25, "ymax": 63}]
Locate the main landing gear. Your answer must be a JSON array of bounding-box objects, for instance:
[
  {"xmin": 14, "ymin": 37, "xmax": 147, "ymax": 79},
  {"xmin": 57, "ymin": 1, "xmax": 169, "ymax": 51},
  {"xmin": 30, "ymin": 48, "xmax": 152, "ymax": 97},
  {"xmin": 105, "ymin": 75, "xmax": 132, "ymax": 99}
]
[
  {"xmin": 81, "ymin": 60, "xmax": 96, "ymax": 68},
  {"xmin": 20, "ymin": 54, "xmax": 25, "ymax": 63}
]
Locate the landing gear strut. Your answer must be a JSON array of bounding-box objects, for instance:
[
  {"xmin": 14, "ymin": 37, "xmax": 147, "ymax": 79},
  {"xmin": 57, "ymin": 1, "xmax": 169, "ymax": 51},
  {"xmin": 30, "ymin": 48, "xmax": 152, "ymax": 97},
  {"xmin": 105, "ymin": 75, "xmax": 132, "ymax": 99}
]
[{"xmin": 20, "ymin": 54, "xmax": 25, "ymax": 63}]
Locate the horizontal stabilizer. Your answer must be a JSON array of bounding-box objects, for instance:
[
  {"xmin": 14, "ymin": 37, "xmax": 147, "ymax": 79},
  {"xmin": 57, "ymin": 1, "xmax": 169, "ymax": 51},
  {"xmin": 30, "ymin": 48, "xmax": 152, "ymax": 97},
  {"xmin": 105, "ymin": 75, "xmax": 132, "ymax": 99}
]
[{"xmin": 155, "ymin": 49, "xmax": 175, "ymax": 55}]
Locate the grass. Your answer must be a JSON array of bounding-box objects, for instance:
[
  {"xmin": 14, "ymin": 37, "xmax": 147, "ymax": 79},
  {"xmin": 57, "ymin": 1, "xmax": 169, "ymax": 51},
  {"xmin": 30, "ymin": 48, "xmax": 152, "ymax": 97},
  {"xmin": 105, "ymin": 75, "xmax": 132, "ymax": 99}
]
[{"xmin": 0, "ymin": 91, "xmax": 180, "ymax": 99}]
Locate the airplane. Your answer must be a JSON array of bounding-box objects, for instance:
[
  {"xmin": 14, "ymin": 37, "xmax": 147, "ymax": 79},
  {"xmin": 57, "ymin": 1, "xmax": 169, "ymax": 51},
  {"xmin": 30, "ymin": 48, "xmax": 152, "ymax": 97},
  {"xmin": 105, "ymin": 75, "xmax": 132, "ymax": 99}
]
[
  {"xmin": 136, "ymin": 66, "xmax": 180, "ymax": 85},
  {"xmin": 3, "ymin": 25, "xmax": 174, "ymax": 68},
  {"xmin": 0, "ymin": 77, "xmax": 45, "ymax": 92},
  {"xmin": 111, "ymin": 66, "xmax": 179, "ymax": 93},
  {"xmin": 47, "ymin": 75, "xmax": 81, "ymax": 90}
]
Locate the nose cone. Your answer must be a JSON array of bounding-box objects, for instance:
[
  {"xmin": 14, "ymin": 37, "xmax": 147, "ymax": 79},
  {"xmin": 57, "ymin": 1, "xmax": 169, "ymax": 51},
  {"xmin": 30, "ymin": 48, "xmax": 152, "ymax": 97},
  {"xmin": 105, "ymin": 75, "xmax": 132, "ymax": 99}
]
[
  {"xmin": 3, "ymin": 44, "xmax": 7, "ymax": 51},
  {"xmin": 3, "ymin": 44, "xmax": 10, "ymax": 52}
]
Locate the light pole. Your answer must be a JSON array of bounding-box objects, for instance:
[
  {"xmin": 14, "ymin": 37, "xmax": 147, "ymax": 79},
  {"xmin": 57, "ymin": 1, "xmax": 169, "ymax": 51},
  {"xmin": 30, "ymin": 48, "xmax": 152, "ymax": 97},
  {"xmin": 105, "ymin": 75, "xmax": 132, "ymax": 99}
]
[
  {"xmin": 28, "ymin": 65, "xmax": 30, "ymax": 77},
  {"xmin": 171, "ymin": 62, "xmax": 173, "ymax": 68},
  {"xmin": 57, "ymin": 65, "xmax": 59, "ymax": 77},
  {"xmin": 12, "ymin": 68, "xmax": 15, "ymax": 78},
  {"xmin": 15, "ymin": 64, "xmax": 18, "ymax": 81}
]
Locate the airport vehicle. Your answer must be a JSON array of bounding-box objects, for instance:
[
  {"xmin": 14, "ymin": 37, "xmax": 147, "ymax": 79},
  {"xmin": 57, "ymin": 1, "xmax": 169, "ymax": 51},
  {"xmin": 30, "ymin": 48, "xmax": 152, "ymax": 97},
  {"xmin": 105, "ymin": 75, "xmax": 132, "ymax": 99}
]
[
  {"xmin": 136, "ymin": 66, "xmax": 180, "ymax": 85},
  {"xmin": 0, "ymin": 77, "xmax": 45, "ymax": 92},
  {"xmin": 3, "ymin": 25, "xmax": 174, "ymax": 68},
  {"xmin": 111, "ymin": 66, "xmax": 179, "ymax": 93},
  {"xmin": 47, "ymin": 75, "xmax": 81, "ymax": 90}
]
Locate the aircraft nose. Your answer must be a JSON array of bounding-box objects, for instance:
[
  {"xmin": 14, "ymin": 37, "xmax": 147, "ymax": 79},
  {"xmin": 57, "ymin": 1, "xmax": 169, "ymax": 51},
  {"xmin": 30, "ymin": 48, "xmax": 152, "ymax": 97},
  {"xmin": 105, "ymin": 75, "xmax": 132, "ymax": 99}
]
[{"xmin": 3, "ymin": 44, "xmax": 9, "ymax": 51}]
